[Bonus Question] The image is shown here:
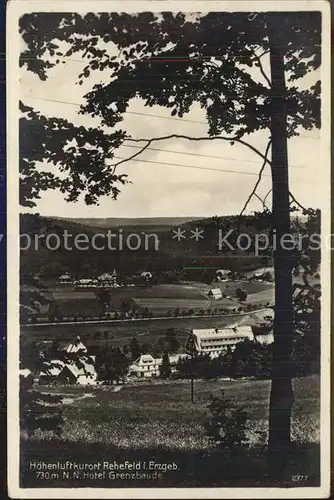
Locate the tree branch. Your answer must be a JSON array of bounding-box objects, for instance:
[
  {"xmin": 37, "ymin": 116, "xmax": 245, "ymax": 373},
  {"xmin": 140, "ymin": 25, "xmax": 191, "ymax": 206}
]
[
  {"xmin": 252, "ymin": 51, "xmax": 271, "ymax": 87},
  {"xmin": 125, "ymin": 134, "xmax": 272, "ymax": 166},
  {"xmin": 289, "ymin": 191, "xmax": 308, "ymax": 213},
  {"xmin": 263, "ymin": 188, "xmax": 272, "ymax": 207},
  {"xmin": 254, "ymin": 192, "xmax": 270, "ymax": 211},
  {"xmin": 110, "ymin": 140, "xmax": 152, "ymax": 174},
  {"xmin": 239, "ymin": 139, "xmax": 272, "ymax": 216}
]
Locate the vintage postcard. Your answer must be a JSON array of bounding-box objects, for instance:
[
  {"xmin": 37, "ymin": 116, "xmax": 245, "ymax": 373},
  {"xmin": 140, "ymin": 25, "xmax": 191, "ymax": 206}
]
[{"xmin": 7, "ymin": 0, "xmax": 331, "ymax": 497}]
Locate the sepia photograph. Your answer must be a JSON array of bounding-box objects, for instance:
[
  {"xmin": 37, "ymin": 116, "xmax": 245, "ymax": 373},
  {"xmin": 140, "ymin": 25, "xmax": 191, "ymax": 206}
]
[{"xmin": 7, "ymin": 1, "xmax": 330, "ymax": 497}]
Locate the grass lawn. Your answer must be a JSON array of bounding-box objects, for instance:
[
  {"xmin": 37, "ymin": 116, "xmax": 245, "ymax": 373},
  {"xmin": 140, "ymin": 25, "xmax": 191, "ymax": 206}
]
[
  {"xmin": 26, "ymin": 376, "xmax": 319, "ymax": 449},
  {"xmin": 133, "ymin": 297, "xmax": 209, "ymax": 314},
  {"xmin": 138, "ymin": 284, "xmax": 208, "ymax": 300},
  {"xmin": 20, "ymin": 376, "xmax": 320, "ymax": 487}
]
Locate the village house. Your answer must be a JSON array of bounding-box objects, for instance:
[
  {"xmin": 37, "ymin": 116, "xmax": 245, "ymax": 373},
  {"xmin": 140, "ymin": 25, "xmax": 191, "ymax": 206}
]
[
  {"xmin": 97, "ymin": 269, "xmax": 118, "ymax": 287},
  {"xmin": 215, "ymin": 269, "xmax": 232, "ymax": 281},
  {"xmin": 128, "ymin": 354, "xmax": 161, "ymax": 378},
  {"xmin": 189, "ymin": 326, "xmax": 254, "ymax": 357},
  {"xmin": 57, "ymin": 273, "xmax": 72, "ymax": 284},
  {"xmin": 208, "ymin": 288, "xmax": 223, "ymax": 300},
  {"xmin": 39, "ymin": 338, "xmax": 97, "ymax": 386},
  {"xmin": 128, "ymin": 353, "xmax": 189, "ymax": 379}
]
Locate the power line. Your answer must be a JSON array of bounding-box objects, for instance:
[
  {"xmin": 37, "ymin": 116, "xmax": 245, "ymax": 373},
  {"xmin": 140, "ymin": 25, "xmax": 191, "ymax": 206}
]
[
  {"xmin": 113, "ymin": 154, "xmax": 270, "ymax": 176},
  {"xmin": 23, "ymin": 95, "xmax": 321, "ymax": 141},
  {"xmin": 121, "ymin": 143, "xmax": 305, "ymax": 169},
  {"xmin": 113, "ymin": 155, "xmax": 309, "ymax": 181}
]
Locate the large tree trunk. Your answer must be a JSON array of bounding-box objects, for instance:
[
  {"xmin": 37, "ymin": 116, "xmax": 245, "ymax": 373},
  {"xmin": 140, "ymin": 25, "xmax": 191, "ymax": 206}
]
[{"xmin": 267, "ymin": 15, "xmax": 295, "ymax": 455}]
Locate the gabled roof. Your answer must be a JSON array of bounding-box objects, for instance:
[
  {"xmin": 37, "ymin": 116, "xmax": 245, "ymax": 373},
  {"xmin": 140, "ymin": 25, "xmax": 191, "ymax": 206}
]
[
  {"xmin": 209, "ymin": 288, "xmax": 222, "ymax": 295},
  {"xmin": 133, "ymin": 354, "xmax": 156, "ymax": 365},
  {"xmin": 63, "ymin": 337, "xmax": 88, "ymax": 354},
  {"xmin": 63, "ymin": 360, "xmax": 96, "ymax": 378},
  {"xmin": 192, "ymin": 326, "xmax": 253, "ymax": 343},
  {"xmin": 40, "ymin": 356, "xmax": 96, "ymax": 378},
  {"xmin": 19, "ymin": 368, "xmax": 32, "ymax": 378}
]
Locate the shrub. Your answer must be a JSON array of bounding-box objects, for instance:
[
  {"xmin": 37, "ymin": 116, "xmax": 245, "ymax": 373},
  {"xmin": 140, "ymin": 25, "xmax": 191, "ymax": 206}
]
[{"xmin": 204, "ymin": 390, "xmax": 249, "ymax": 450}]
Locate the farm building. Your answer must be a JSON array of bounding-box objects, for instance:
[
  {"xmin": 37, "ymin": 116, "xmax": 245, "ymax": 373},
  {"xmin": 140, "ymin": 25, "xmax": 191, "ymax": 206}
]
[
  {"xmin": 97, "ymin": 269, "xmax": 118, "ymax": 287},
  {"xmin": 189, "ymin": 326, "xmax": 254, "ymax": 356},
  {"xmin": 57, "ymin": 273, "xmax": 72, "ymax": 284},
  {"xmin": 216, "ymin": 269, "xmax": 232, "ymax": 281},
  {"xmin": 39, "ymin": 339, "xmax": 97, "ymax": 385},
  {"xmin": 208, "ymin": 288, "xmax": 223, "ymax": 300}
]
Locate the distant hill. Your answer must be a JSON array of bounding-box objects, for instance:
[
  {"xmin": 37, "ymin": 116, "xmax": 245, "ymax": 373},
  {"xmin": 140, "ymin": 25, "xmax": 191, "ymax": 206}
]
[
  {"xmin": 50, "ymin": 216, "xmax": 203, "ymax": 228},
  {"xmin": 20, "ymin": 212, "xmax": 274, "ymax": 279}
]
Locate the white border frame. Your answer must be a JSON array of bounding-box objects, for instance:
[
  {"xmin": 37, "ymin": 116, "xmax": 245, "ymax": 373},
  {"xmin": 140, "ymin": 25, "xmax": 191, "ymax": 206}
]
[{"xmin": 6, "ymin": 1, "xmax": 331, "ymax": 498}]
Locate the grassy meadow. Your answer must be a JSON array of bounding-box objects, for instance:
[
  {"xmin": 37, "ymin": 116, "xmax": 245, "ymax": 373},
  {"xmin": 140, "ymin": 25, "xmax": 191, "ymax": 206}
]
[
  {"xmin": 23, "ymin": 376, "xmax": 320, "ymax": 449},
  {"xmin": 20, "ymin": 376, "xmax": 320, "ymax": 487}
]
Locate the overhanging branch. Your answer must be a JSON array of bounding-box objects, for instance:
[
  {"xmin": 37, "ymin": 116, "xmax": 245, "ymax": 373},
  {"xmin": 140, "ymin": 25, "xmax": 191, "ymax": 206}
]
[
  {"xmin": 110, "ymin": 140, "xmax": 152, "ymax": 174},
  {"xmin": 125, "ymin": 134, "xmax": 273, "ymax": 166}
]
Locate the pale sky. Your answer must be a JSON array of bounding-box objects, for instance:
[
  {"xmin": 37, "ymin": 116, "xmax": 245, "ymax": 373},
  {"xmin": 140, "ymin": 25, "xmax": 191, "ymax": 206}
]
[{"xmin": 19, "ymin": 24, "xmax": 322, "ymax": 219}]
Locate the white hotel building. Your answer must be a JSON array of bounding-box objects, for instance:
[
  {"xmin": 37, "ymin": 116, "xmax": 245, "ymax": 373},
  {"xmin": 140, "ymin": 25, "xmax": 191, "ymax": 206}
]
[{"xmin": 190, "ymin": 326, "xmax": 254, "ymax": 357}]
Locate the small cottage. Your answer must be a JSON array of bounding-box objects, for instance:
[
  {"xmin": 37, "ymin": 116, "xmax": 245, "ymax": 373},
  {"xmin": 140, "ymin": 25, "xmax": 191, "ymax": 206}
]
[{"xmin": 208, "ymin": 288, "xmax": 223, "ymax": 300}]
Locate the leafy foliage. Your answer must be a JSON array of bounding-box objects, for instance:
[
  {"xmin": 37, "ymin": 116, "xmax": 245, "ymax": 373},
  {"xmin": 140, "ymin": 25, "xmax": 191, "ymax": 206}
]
[
  {"xmin": 129, "ymin": 337, "xmax": 142, "ymax": 360},
  {"xmin": 18, "ymin": 12, "xmax": 321, "ymax": 206},
  {"xmin": 159, "ymin": 352, "xmax": 172, "ymax": 379},
  {"xmin": 20, "ymin": 102, "xmax": 127, "ymax": 207},
  {"xmin": 176, "ymin": 341, "xmax": 275, "ymax": 380},
  {"xmin": 291, "ymin": 209, "xmax": 321, "ymax": 375},
  {"xmin": 204, "ymin": 390, "xmax": 249, "ymax": 449},
  {"xmin": 95, "ymin": 346, "xmax": 129, "ymax": 383},
  {"xmin": 235, "ymin": 287, "xmax": 247, "ymax": 302}
]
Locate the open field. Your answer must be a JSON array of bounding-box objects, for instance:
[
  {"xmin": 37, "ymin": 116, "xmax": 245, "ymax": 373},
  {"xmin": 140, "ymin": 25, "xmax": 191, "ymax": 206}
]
[
  {"xmin": 133, "ymin": 298, "xmax": 210, "ymax": 314},
  {"xmin": 247, "ymin": 289, "xmax": 275, "ymax": 305},
  {"xmin": 133, "ymin": 283, "xmax": 213, "ymax": 313},
  {"xmin": 138, "ymin": 283, "xmax": 209, "ymax": 299},
  {"xmin": 216, "ymin": 280, "xmax": 274, "ymax": 295},
  {"xmin": 27, "ymin": 376, "xmax": 320, "ymax": 445},
  {"xmin": 37, "ymin": 281, "xmax": 272, "ymax": 317},
  {"xmin": 20, "ymin": 375, "xmax": 320, "ymax": 487}
]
